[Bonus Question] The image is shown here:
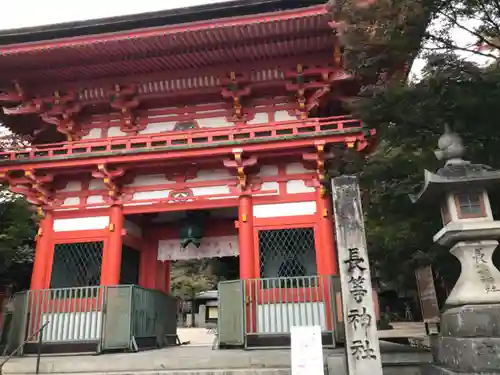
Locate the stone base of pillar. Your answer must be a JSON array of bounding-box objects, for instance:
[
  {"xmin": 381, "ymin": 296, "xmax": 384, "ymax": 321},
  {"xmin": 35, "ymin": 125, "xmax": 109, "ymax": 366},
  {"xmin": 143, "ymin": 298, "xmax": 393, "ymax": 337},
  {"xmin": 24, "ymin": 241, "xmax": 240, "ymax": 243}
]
[{"xmin": 423, "ymin": 304, "xmax": 500, "ymax": 374}]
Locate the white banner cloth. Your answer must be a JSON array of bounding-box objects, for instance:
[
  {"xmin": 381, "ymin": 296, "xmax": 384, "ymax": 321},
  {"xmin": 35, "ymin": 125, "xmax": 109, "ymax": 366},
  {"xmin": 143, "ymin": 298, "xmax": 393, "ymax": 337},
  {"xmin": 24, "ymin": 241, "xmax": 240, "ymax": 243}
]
[{"xmin": 157, "ymin": 235, "xmax": 239, "ymax": 261}]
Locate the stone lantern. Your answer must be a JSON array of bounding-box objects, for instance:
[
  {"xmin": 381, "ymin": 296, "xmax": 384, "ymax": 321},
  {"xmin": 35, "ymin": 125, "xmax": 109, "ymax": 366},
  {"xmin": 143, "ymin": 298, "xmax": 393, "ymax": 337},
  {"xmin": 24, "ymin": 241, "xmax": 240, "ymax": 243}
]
[{"xmin": 412, "ymin": 125, "xmax": 500, "ymax": 374}]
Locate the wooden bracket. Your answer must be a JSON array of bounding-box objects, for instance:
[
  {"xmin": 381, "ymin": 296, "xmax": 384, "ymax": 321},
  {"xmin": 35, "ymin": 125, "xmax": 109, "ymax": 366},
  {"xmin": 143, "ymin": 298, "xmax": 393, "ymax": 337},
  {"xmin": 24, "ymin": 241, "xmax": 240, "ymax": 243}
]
[
  {"xmin": 221, "ymin": 72, "xmax": 251, "ymax": 123},
  {"xmin": 108, "ymin": 84, "xmax": 143, "ymax": 135},
  {"xmin": 92, "ymin": 164, "xmax": 126, "ymax": 204},
  {"xmin": 303, "ymin": 142, "xmax": 335, "ymax": 198},
  {"xmin": 1, "ymin": 170, "xmax": 54, "ymax": 216},
  {"xmin": 223, "ymin": 149, "xmax": 258, "ymax": 193}
]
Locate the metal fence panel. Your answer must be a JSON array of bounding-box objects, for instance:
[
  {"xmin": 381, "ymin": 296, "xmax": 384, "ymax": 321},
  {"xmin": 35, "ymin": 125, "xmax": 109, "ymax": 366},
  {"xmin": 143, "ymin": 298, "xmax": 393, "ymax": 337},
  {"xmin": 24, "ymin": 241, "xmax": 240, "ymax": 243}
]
[
  {"xmin": 25, "ymin": 287, "xmax": 104, "ymax": 344},
  {"xmin": 218, "ymin": 280, "xmax": 244, "ymax": 346},
  {"xmin": 241, "ymin": 276, "xmax": 341, "ymax": 346},
  {"xmin": 5, "ymin": 291, "xmax": 28, "ymax": 355},
  {"xmin": 6, "ymin": 285, "xmax": 179, "ymax": 355},
  {"xmin": 101, "ymin": 286, "xmax": 133, "ymax": 351},
  {"xmin": 131, "ymin": 286, "xmax": 177, "ymax": 346}
]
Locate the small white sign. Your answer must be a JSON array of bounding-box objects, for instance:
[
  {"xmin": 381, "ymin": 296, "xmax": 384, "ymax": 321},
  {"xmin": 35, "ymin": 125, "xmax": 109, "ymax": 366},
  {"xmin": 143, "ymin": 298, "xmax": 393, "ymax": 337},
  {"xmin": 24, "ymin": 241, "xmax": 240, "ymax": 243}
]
[{"xmin": 291, "ymin": 325, "xmax": 324, "ymax": 375}]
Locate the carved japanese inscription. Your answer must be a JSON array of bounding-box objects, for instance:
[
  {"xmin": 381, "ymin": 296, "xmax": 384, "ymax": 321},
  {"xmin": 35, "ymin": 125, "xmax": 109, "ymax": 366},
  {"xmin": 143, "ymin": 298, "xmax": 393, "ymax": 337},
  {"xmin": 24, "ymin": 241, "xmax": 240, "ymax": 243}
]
[{"xmin": 331, "ymin": 175, "xmax": 382, "ymax": 375}]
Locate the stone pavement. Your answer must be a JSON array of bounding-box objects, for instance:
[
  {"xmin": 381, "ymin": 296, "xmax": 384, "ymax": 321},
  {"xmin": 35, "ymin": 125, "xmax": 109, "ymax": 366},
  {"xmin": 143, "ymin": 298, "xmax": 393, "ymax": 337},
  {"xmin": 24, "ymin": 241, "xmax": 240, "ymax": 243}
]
[
  {"xmin": 177, "ymin": 322, "xmax": 428, "ymax": 346},
  {"xmin": 0, "ymin": 323, "xmax": 431, "ymax": 375}
]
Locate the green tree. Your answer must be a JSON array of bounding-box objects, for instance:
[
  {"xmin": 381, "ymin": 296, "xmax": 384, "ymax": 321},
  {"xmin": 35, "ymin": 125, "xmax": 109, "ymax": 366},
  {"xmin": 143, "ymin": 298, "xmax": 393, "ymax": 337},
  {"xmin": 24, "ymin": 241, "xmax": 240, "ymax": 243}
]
[
  {"xmin": 0, "ymin": 191, "xmax": 36, "ymax": 289},
  {"xmin": 0, "ymin": 133, "xmax": 37, "ymax": 289},
  {"xmin": 170, "ymin": 260, "xmax": 217, "ymax": 298},
  {"xmin": 327, "ymin": 0, "xmax": 500, "ymax": 293},
  {"xmin": 356, "ymin": 55, "xmax": 500, "ymax": 292}
]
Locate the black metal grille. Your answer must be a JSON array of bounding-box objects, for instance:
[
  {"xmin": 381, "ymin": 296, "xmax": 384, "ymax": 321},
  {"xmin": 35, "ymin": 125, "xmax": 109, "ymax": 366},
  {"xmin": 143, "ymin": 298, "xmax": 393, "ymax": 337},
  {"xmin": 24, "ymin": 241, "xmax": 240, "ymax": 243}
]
[
  {"xmin": 50, "ymin": 242, "xmax": 103, "ymax": 288},
  {"xmin": 258, "ymin": 228, "xmax": 317, "ymax": 284}
]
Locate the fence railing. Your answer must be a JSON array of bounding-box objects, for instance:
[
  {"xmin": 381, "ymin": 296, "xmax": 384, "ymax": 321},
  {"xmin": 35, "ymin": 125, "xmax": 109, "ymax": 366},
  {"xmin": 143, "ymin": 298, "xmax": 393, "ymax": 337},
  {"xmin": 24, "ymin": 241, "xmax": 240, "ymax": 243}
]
[
  {"xmin": 0, "ymin": 116, "xmax": 364, "ymax": 162},
  {"xmin": 244, "ymin": 276, "xmax": 336, "ymax": 335},
  {"xmin": 5, "ymin": 285, "xmax": 177, "ymax": 355},
  {"xmin": 26, "ymin": 286, "xmax": 104, "ymax": 344},
  {"xmin": 217, "ymin": 276, "xmax": 344, "ymax": 348}
]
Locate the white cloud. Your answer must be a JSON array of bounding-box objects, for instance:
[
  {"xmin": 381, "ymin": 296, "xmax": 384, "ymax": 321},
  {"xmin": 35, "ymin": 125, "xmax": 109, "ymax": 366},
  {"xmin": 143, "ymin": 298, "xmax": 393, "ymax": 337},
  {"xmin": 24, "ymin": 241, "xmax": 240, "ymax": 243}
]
[{"xmin": 0, "ymin": 0, "xmax": 233, "ymax": 30}]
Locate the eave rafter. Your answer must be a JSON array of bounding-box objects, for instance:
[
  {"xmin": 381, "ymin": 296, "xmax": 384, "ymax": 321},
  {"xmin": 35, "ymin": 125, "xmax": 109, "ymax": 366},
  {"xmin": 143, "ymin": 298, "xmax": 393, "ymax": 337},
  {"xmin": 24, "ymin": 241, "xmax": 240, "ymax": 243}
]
[{"xmin": 0, "ymin": 169, "xmax": 54, "ymax": 216}]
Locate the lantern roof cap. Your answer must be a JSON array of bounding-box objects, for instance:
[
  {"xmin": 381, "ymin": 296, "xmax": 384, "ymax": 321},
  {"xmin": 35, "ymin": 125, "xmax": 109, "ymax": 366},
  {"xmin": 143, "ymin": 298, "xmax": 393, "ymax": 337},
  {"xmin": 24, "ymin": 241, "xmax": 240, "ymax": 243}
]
[{"xmin": 410, "ymin": 125, "xmax": 500, "ymax": 203}]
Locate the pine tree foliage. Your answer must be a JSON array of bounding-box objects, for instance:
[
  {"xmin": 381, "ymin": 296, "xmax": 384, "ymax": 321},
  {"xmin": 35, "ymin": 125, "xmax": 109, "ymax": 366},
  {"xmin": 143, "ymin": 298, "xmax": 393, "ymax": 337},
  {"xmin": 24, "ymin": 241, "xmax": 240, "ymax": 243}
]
[{"xmin": 0, "ymin": 132, "xmax": 36, "ymax": 288}]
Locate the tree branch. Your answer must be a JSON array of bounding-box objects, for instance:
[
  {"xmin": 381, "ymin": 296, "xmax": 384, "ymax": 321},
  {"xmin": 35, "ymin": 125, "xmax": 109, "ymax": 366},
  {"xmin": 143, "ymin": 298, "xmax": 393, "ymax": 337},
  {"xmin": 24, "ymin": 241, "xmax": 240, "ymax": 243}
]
[
  {"xmin": 425, "ymin": 33, "xmax": 499, "ymax": 59},
  {"xmin": 437, "ymin": 8, "xmax": 500, "ymax": 52}
]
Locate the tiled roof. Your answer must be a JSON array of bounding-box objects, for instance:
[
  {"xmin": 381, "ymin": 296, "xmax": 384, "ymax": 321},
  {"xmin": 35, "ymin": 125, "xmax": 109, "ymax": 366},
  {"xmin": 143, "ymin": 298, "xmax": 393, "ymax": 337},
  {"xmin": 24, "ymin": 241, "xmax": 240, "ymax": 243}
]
[{"xmin": 0, "ymin": 6, "xmax": 333, "ymax": 84}]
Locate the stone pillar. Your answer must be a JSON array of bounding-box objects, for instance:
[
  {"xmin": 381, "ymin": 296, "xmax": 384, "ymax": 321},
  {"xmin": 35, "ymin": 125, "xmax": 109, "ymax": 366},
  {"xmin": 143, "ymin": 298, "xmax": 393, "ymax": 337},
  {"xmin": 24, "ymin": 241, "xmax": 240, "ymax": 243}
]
[
  {"xmin": 332, "ymin": 176, "xmax": 383, "ymax": 375},
  {"xmin": 426, "ymin": 240, "xmax": 500, "ymax": 374},
  {"xmin": 30, "ymin": 211, "xmax": 54, "ymax": 290},
  {"xmin": 411, "ymin": 126, "xmax": 500, "ymax": 374},
  {"xmin": 196, "ymin": 305, "xmax": 206, "ymax": 328},
  {"xmin": 101, "ymin": 205, "xmax": 124, "ymax": 285}
]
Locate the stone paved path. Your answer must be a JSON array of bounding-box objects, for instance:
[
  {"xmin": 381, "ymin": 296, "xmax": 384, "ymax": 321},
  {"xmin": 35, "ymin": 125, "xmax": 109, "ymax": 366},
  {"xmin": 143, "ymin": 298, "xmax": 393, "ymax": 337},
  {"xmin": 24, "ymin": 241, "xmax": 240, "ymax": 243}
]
[{"xmin": 177, "ymin": 322, "xmax": 428, "ymax": 346}]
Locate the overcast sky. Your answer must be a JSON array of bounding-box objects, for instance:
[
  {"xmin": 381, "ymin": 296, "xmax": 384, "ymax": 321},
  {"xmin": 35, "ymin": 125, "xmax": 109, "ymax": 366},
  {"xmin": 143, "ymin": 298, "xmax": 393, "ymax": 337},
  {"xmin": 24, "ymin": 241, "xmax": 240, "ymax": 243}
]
[{"xmin": 0, "ymin": 0, "xmax": 233, "ymax": 30}]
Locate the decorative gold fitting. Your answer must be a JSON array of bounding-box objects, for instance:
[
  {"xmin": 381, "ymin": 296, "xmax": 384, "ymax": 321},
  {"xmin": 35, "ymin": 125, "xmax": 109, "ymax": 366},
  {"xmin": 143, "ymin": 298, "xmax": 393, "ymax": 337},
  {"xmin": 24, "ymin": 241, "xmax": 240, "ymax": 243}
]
[
  {"xmin": 241, "ymin": 213, "xmax": 248, "ymax": 223},
  {"xmin": 36, "ymin": 207, "xmax": 45, "ymax": 218},
  {"xmin": 323, "ymin": 208, "xmax": 328, "ymax": 218},
  {"xmin": 320, "ymin": 185, "xmax": 328, "ymax": 198},
  {"xmin": 109, "ymin": 223, "xmax": 115, "ymax": 232}
]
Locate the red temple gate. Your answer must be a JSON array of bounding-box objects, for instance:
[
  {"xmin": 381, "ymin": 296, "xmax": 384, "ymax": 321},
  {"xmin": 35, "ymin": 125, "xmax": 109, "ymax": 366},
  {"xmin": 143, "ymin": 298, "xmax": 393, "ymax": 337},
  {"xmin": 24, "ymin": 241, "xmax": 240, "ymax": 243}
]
[{"xmin": 0, "ymin": 0, "xmax": 382, "ymax": 352}]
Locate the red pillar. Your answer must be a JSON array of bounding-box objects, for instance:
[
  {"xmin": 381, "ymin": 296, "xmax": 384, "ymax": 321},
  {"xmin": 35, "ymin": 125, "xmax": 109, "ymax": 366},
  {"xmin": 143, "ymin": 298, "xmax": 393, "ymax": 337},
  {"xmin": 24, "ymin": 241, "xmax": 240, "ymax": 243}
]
[
  {"xmin": 238, "ymin": 194, "xmax": 255, "ymax": 279},
  {"xmin": 315, "ymin": 188, "xmax": 337, "ymax": 330},
  {"xmin": 238, "ymin": 194, "xmax": 257, "ymax": 334},
  {"xmin": 31, "ymin": 212, "xmax": 54, "ymax": 290},
  {"xmin": 164, "ymin": 261, "xmax": 171, "ymax": 293},
  {"xmin": 315, "ymin": 188, "xmax": 337, "ymax": 275},
  {"xmin": 139, "ymin": 233, "xmax": 158, "ymax": 289},
  {"xmin": 139, "ymin": 245, "xmax": 148, "ymax": 288},
  {"xmin": 101, "ymin": 205, "xmax": 124, "ymax": 285}
]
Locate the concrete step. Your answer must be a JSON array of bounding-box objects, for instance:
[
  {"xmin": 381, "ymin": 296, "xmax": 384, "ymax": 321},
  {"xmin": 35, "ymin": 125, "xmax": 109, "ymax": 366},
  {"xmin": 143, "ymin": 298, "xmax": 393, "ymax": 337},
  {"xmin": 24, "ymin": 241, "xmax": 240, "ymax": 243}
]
[{"xmin": 2, "ymin": 342, "xmax": 432, "ymax": 375}]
